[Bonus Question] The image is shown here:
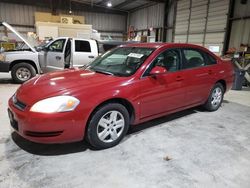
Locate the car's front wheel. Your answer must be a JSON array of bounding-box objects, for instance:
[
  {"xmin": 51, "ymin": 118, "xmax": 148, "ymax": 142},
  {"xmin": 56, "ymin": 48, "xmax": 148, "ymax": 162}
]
[
  {"xmin": 87, "ymin": 103, "xmax": 130, "ymax": 149},
  {"xmin": 204, "ymin": 83, "xmax": 224, "ymax": 111}
]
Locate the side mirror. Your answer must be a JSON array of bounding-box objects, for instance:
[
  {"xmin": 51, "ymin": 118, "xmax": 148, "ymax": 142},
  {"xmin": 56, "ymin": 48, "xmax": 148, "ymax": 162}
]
[
  {"xmin": 37, "ymin": 46, "xmax": 48, "ymax": 52},
  {"xmin": 149, "ymin": 66, "xmax": 167, "ymax": 76},
  {"xmin": 43, "ymin": 46, "xmax": 49, "ymax": 51}
]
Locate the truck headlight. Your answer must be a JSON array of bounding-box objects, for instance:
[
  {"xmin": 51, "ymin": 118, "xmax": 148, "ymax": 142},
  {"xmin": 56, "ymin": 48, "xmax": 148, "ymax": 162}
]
[
  {"xmin": 0, "ymin": 54, "xmax": 5, "ymax": 61},
  {"xmin": 30, "ymin": 96, "xmax": 80, "ymax": 113}
]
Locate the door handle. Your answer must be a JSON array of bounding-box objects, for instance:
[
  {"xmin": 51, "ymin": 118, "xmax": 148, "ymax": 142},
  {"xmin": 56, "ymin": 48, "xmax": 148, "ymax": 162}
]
[
  {"xmin": 56, "ymin": 56, "xmax": 61, "ymax": 60},
  {"xmin": 88, "ymin": 55, "xmax": 95, "ymax": 59},
  {"xmin": 176, "ymin": 76, "xmax": 184, "ymax": 81}
]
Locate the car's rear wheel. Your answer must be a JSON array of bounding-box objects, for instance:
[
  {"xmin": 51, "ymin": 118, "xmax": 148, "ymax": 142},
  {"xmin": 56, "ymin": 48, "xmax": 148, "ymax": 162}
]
[
  {"xmin": 87, "ymin": 103, "xmax": 130, "ymax": 149},
  {"xmin": 204, "ymin": 83, "xmax": 224, "ymax": 111},
  {"xmin": 11, "ymin": 63, "xmax": 36, "ymax": 83}
]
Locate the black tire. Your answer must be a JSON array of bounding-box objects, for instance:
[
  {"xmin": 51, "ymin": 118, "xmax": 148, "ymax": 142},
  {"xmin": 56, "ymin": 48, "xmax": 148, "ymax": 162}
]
[
  {"xmin": 203, "ymin": 83, "xmax": 224, "ymax": 111},
  {"xmin": 87, "ymin": 103, "xmax": 130, "ymax": 149},
  {"xmin": 11, "ymin": 63, "xmax": 36, "ymax": 84}
]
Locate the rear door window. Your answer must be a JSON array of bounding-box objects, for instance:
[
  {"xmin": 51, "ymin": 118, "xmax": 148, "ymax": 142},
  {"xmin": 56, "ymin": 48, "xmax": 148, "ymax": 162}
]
[
  {"xmin": 205, "ymin": 53, "xmax": 217, "ymax": 65},
  {"xmin": 181, "ymin": 49, "xmax": 205, "ymax": 69},
  {"xmin": 75, "ymin": 40, "xmax": 91, "ymax": 52}
]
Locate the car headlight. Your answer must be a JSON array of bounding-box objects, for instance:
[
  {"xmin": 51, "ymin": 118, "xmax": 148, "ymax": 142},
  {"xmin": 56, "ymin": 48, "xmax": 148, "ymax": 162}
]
[
  {"xmin": 12, "ymin": 93, "xmax": 17, "ymax": 103},
  {"xmin": 30, "ymin": 96, "xmax": 80, "ymax": 113}
]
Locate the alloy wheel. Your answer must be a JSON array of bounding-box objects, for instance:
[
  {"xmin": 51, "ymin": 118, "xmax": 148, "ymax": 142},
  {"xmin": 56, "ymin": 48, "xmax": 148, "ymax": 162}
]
[
  {"xmin": 211, "ymin": 87, "xmax": 222, "ymax": 107},
  {"xmin": 16, "ymin": 67, "xmax": 31, "ymax": 81},
  {"xmin": 97, "ymin": 110, "xmax": 125, "ymax": 143}
]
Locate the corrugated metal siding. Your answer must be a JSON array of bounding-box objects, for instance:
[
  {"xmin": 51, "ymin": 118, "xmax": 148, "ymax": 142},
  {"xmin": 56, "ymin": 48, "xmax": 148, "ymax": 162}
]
[
  {"xmin": 229, "ymin": 19, "xmax": 250, "ymax": 48},
  {"xmin": 60, "ymin": 9, "xmax": 126, "ymax": 31},
  {"xmin": 165, "ymin": 0, "xmax": 177, "ymax": 42},
  {"xmin": 206, "ymin": 0, "xmax": 229, "ymax": 32},
  {"xmin": 129, "ymin": 3, "xmax": 164, "ymax": 30},
  {"xmin": 0, "ymin": 3, "xmax": 50, "ymax": 26},
  {"xmin": 233, "ymin": 0, "xmax": 250, "ymax": 18},
  {"xmin": 175, "ymin": 0, "xmax": 190, "ymax": 37},
  {"xmin": 122, "ymin": 0, "xmax": 149, "ymax": 10},
  {"xmin": 0, "ymin": 2, "xmax": 40, "ymax": 41},
  {"xmin": 85, "ymin": 12, "xmax": 126, "ymax": 31},
  {"xmin": 0, "ymin": 2, "xmax": 126, "ymax": 39},
  {"xmin": 228, "ymin": 0, "xmax": 250, "ymax": 49},
  {"xmin": 174, "ymin": 0, "xmax": 229, "ymax": 54},
  {"xmin": 204, "ymin": 0, "xmax": 229, "ymax": 53}
]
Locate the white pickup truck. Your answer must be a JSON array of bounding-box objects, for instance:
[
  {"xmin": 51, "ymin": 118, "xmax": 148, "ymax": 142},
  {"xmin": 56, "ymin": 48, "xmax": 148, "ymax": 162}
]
[{"xmin": 0, "ymin": 22, "xmax": 99, "ymax": 83}]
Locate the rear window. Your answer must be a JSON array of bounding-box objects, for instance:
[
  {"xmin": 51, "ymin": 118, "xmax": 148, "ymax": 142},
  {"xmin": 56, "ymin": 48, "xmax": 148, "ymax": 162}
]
[{"xmin": 75, "ymin": 40, "xmax": 91, "ymax": 52}]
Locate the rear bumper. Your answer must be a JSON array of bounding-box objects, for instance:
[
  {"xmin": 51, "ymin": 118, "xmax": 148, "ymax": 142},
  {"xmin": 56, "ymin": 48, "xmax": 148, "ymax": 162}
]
[
  {"xmin": 0, "ymin": 61, "xmax": 10, "ymax": 72},
  {"xmin": 8, "ymin": 98, "xmax": 87, "ymax": 144}
]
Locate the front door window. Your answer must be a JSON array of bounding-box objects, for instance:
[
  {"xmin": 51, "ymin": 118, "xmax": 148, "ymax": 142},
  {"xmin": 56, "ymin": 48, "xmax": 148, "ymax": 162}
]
[
  {"xmin": 144, "ymin": 49, "xmax": 180, "ymax": 76},
  {"xmin": 48, "ymin": 39, "xmax": 66, "ymax": 52}
]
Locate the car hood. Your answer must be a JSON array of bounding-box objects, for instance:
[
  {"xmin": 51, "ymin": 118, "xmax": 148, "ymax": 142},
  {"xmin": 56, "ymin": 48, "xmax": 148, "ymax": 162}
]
[
  {"xmin": 1, "ymin": 22, "xmax": 36, "ymax": 52},
  {"xmin": 16, "ymin": 68, "xmax": 125, "ymax": 106},
  {"xmin": 4, "ymin": 50, "xmax": 35, "ymax": 55}
]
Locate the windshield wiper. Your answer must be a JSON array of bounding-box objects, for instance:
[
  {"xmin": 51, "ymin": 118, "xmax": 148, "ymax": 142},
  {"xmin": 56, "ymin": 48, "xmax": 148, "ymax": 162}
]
[{"xmin": 94, "ymin": 70, "xmax": 114, "ymax": 75}]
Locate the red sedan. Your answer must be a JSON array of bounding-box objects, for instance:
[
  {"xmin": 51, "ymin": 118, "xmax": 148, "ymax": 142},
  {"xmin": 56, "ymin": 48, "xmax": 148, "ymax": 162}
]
[{"xmin": 8, "ymin": 43, "xmax": 234, "ymax": 149}]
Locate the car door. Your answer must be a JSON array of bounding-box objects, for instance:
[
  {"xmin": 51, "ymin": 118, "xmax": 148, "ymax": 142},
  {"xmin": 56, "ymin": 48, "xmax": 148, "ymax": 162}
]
[
  {"xmin": 44, "ymin": 38, "xmax": 67, "ymax": 72},
  {"xmin": 72, "ymin": 39, "xmax": 98, "ymax": 67},
  {"xmin": 180, "ymin": 48, "xmax": 218, "ymax": 105},
  {"xmin": 139, "ymin": 48, "xmax": 187, "ymax": 119}
]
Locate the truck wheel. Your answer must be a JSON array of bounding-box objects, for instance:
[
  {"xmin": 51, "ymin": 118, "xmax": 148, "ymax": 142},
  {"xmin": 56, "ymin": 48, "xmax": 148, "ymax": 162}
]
[{"xmin": 11, "ymin": 63, "xmax": 36, "ymax": 83}]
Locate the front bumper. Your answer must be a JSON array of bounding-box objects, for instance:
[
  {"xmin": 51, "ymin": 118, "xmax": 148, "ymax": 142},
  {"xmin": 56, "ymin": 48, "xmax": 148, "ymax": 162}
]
[
  {"xmin": 0, "ymin": 61, "xmax": 10, "ymax": 72},
  {"xmin": 8, "ymin": 98, "xmax": 87, "ymax": 144}
]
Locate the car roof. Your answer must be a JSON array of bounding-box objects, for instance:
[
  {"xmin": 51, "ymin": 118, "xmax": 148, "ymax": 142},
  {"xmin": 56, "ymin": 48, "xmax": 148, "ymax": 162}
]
[
  {"xmin": 122, "ymin": 42, "xmax": 207, "ymax": 50},
  {"xmin": 121, "ymin": 42, "xmax": 219, "ymax": 59}
]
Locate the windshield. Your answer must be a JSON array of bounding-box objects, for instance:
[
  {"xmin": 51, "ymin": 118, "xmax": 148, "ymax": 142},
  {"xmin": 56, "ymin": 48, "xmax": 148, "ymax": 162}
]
[{"xmin": 86, "ymin": 47, "xmax": 155, "ymax": 76}]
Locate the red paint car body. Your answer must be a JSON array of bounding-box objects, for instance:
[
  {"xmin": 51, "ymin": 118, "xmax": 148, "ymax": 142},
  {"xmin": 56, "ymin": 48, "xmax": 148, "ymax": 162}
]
[{"xmin": 8, "ymin": 43, "xmax": 234, "ymax": 144}]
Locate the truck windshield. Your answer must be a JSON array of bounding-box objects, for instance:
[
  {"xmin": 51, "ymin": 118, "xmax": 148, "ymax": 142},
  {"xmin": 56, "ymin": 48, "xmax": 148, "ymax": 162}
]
[{"xmin": 86, "ymin": 47, "xmax": 155, "ymax": 76}]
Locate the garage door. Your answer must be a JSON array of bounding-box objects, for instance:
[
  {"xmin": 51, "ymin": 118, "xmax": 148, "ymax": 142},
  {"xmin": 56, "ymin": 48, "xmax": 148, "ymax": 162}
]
[{"xmin": 174, "ymin": 0, "xmax": 230, "ymax": 55}]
